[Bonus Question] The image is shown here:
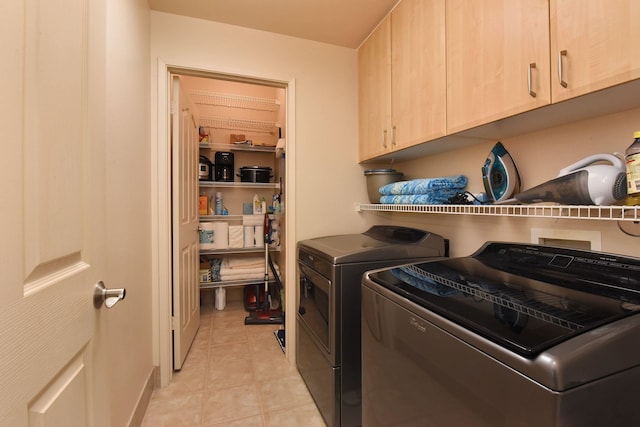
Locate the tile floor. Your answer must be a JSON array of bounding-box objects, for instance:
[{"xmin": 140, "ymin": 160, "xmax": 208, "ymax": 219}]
[{"xmin": 141, "ymin": 293, "xmax": 326, "ymax": 427}]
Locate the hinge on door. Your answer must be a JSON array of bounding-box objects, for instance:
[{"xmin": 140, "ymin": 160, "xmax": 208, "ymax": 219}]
[
  {"xmin": 171, "ymin": 316, "xmax": 176, "ymax": 330},
  {"xmin": 170, "ymin": 100, "xmax": 177, "ymax": 115}
]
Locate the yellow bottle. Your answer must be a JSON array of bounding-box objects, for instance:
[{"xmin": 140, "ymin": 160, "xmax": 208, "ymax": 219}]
[{"xmin": 625, "ymin": 131, "xmax": 640, "ymax": 205}]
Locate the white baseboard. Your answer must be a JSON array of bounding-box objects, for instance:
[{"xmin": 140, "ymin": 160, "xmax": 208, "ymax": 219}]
[{"xmin": 128, "ymin": 365, "xmax": 158, "ymax": 427}]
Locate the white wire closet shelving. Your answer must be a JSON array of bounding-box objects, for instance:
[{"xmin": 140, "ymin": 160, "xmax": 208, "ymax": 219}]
[
  {"xmin": 199, "ymin": 142, "xmax": 276, "ymax": 153},
  {"xmin": 199, "ymin": 181, "xmax": 280, "ymax": 190},
  {"xmin": 188, "ymin": 90, "xmax": 280, "ymax": 112},
  {"xmin": 200, "ymin": 278, "xmax": 277, "ymax": 290},
  {"xmin": 199, "ymin": 116, "xmax": 279, "ymax": 134},
  {"xmin": 357, "ymin": 203, "xmax": 640, "ymax": 222}
]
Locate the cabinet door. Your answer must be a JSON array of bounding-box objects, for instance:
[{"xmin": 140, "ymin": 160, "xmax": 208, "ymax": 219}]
[
  {"xmin": 446, "ymin": 0, "xmax": 551, "ymax": 134},
  {"xmin": 551, "ymin": 0, "xmax": 640, "ymax": 102},
  {"xmin": 391, "ymin": 0, "xmax": 446, "ymax": 150},
  {"xmin": 358, "ymin": 16, "xmax": 392, "ymax": 162}
]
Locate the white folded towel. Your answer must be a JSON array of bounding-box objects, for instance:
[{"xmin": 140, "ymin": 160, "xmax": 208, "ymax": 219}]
[
  {"xmin": 223, "ymin": 256, "xmax": 265, "ymax": 269},
  {"xmin": 219, "ymin": 264, "xmax": 279, "ymax": 281}
]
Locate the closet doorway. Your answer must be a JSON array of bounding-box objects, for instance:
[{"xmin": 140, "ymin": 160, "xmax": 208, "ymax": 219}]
[{"xmin": 154, "ymin": 64, "xmax": 296, "ymax": 387}]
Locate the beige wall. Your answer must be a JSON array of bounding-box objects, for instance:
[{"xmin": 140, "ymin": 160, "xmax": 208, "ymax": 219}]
[
  {"xmin": 150, "ymin": 11, "xmax": 374, "ymax": 240},
  {"xmin": 149, "ymin": 10, "xmax": 374, "ymax": 372},
  {"xmin": 106, "ymin": 0, "xmax": 153, "ymax": 425},
  {"xmin": 380, "ymin": 107, "xmax": 640, "ymax": 258}
]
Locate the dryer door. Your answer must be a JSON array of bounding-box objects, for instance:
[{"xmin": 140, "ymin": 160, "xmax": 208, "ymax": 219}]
[{"xmin": 298, "ymin": 261, "xmax": 334, "ymax": 360}]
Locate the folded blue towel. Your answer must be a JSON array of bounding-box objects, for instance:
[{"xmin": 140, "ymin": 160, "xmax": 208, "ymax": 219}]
[
  {"xmin": 379, "ymin": 189, "xmax": 459, "ymax": 205},
  {"xmin": 379, "ymin": 175, "xmax": 467, "ymax": 195},
  {"xmin": 391, "ymin": 266, "xmax": 459, "ymax": 297}
]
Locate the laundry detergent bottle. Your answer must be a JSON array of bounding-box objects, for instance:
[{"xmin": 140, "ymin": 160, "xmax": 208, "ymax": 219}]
[{"xmin": 625, "ymin": 131, "xmax": 640, "ymax": 205}]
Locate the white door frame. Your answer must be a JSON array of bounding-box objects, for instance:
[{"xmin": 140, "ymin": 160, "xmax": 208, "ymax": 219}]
[{"xmin": 152, "ymin": 59, "xmax": 297, "ymax": 386}]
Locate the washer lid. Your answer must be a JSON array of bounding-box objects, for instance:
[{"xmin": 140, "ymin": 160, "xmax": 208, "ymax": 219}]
[
  {"xmin": 297, "ymin": 226, "xmax": 446, "ymax": 264},
  {"xmin": 368, "ymin": 242, "xmax": 640, "ymax": 359}
]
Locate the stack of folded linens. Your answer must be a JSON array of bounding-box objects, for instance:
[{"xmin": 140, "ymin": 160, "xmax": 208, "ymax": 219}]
[
  {"xmin": 208, "ymin": 256, "xmax": 280, "ymax": 282},
  {"xmin": 379, "ymin": 175, "xmax": 467, "ymax": 204}
]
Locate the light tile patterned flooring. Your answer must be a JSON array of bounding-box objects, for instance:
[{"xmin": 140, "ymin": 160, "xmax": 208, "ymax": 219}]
[{"xmin": 141, "ymin": 293, "xmax": 326, "ymax": 426}]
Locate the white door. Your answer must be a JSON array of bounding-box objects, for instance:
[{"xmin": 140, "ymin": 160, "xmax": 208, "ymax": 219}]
[
  {"xmin": 0, "ymin": 0, "xmax": 111, "ymax": 425},
  {"xmin": 171, "ymin": 76, "xmax": 201, "ymax": 370}
]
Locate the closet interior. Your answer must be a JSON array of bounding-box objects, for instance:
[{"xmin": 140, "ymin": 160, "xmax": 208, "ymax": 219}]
[{"xmin": 180, "ymin": 74, "xmax": 287, "ymax": 350}]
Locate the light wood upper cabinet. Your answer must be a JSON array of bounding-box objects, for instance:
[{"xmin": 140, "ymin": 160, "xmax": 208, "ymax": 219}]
[
  {"xmin": 550, "ymin": 0, "xmax": 640, "ymax": 102},
  {"xmin": 359, "ymin": 0, "xmax": 640, "ymax": 162},
  {"xmin": 391, "ymin": 0, "xmax": 446, "ymax": 152},
  {"xmin": 358, "ymin": 16, "xmax": 392, "ymax": 161},
  {"xmin": 446, "ymin": 0, "xmax": 551, "ymax": 134},
  {"xmin": 358, "ymin": 0, "xmax": 446, "ymax": 162}
]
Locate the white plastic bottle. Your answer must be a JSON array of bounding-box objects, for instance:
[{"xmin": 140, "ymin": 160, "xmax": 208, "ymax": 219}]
[{"xmin": 253, "ymin": 194, "xmax": 261, "ymax": 214}]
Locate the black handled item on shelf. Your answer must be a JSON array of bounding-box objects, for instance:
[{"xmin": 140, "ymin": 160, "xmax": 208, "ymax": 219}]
[
  {"xmin": 244, "ymin": 213, "xmax": 284, "ymax": 325},
  {"xmin": 262, "ymin": 212, "xmax": 270, "ymax": 311}
]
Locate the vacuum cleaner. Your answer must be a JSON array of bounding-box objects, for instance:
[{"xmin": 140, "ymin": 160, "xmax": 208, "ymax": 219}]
[
  {"xmin": 501, "ymin": 153, "xmax": 627, "ymax": 206},
  {"xmin": 244, "ymin": 213, "xmax": 284, "ymax": 325}
]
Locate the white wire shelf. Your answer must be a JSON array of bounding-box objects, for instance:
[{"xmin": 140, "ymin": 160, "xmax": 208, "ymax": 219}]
[
  {"xmin": 357, "ymin": 203, "xmax": 640, "ymax": 222},
  {"xmin": 199, "ymin": 246, "xmax": 280, "ymax": 256},
  {"xmin": 188, "ymin": 90, "xmax": 280, "ymax": 112},
  {"xmin": 199, "ymin": 181, "xmax": 280, "ymax": 190},
  {"xmin": 199, "ymin": 115, "xmax": 279, "ymax": 134},
  {"xmin": 200, "ymin": 278, "xmax": 276, "ymax": 290},
  {"xmin": 199, "ymin": 214, "xmax": 279, "ymax": 222},
  {"xmin": 199, "ymin": 142, "xmax": 276, "ymax": 153}
]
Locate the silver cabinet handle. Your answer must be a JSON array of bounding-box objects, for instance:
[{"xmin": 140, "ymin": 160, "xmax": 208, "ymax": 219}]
[
  {"xmin": 391, "ymin": 125, "xmax": 397, "ymax": 147},
  {"xmin": 527, "ymin": 63, "xmax": 537, "ymax": 97},
  {"xmin": 558, "ymin": 50, "xmax": 568, "ymax": 88},
  {"xmin": 382, "ymin": 129, "xmax": 387, "ymax": 149},
  {"xmin": 94, "ymin": 281, "xmax": 126, "ymax": 309}
]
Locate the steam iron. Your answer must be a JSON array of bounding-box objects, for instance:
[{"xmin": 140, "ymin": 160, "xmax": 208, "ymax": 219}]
[
  {"xmin": 513, "ymin": 153, "xmax": 627, "ymax": 206},
  {"xmin": 482, "ymin": 142, "xmax": 521, "ymax": 202}
]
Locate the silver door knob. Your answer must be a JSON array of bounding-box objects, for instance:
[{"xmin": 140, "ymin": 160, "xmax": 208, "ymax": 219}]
[{"xmin": 94, "ymin": 281, "xmax": 126, "ymax": 309}]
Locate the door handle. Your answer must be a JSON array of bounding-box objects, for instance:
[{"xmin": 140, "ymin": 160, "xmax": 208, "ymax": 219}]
[{"xmin": 94, "ymin": 281, "xmax": 126, "ymax": 309}]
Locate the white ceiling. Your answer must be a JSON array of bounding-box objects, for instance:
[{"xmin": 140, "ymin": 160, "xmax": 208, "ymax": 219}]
[{"xmin": 148, "ymin": 0, "xmax": 399, "ymax": 49}]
